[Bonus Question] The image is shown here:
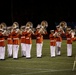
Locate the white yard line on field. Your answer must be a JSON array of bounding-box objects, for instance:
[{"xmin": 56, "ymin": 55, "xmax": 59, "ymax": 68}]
[
  {"xmin": 72, "ymin": 56, "xmax": 76, "ymax": 71},
  {"xmin": 10, "ymin": 69, "xmax": 72, "ymax": 75},
  {"xmin": 0, "ymin": 66, "xmax": 72, "ymax": 70},
  {"xmin": 0, "ymin": 66, "xmax": 73, "ymax": 75}
]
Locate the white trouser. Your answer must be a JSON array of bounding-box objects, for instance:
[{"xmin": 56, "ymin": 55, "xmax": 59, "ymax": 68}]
[
  {"xmin": 50, "ymin": 46, "xmax": 56, "ymax": 57},
  {"xmin": 67, "ymin": 44, "xmax": 72, "ymax": 56},
  {"xmin": 56, "ymin": 42, "xmax": 61, "ymax": 47},
  {"xmin": 0, "ymin": 47, "xmax": 5, "ymax": 59},
  {"xmin": 7, "ymin": 44, "xmax": 12, "ymax": 57},
  {"xmin": 41, "ymin": 42, "xmax": 43, "ymax": 55},
  {"xmin": 13, "ymin": 45, "xmax": 19, "ymax": 58},
  {"xmin": 25, "ymin": 44, "xmax": 32, "ymax": 58},
  {"xmin": 21, "ymin": 43, "xmax": 26, "ymax": 56},
  {"xmin": 56, "ymin": 42, "xmax": 61, "ymax": 55},
  {"xmin": 36, "ymin": 43, "xmax": 42, "ymax": 57}
]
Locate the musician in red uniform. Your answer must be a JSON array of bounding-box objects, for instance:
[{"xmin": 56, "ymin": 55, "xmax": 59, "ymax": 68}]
[
  {"xmin": 20, "ymin": 26, "xmax": 26, "ymax": 57},
  {"xmin": 49, "ymin": 30, "xmax": 56, "ymax": 57},
  {"xmin": 0, "ymin": 28, "xmax": 5, "ymax": 60},
  {"xmin": 24, "ymin": 26, "xmax": 34, "ymax": 59},
  {"xmin": 34, "ymin": 25, "xmax": 43, "ymax": 58},
  {"xmin": 11, "ymin": 22, "xmax": 20, "ymax": 59},
  {"xmin": 34, "ymin": 24, "xmax": 47, "ymax": 58},
  {"xmin": 55, "ymin": 25, "xmax": 64, "ymax": 56},
  {"xmin": 66, "ymin": 28, "xmax": 73, "ymax": 57},
  {"xmin": 6, "ymin": 27, "xmax": 13, "ymax": 58}
]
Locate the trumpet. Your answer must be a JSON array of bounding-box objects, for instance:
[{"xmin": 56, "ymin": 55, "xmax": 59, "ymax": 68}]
[
  {"xmin": 54, "ymin": 31, "xmax": 61, "ymax": 37},
  {"xmin": 50, "ymin": 30, "xmax": 57, "ymax": 37}
]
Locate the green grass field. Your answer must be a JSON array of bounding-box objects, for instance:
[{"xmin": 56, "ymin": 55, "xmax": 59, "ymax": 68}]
[{"xmin": 0, "ymin": 39, "xmax": 76, "ymax": 75}]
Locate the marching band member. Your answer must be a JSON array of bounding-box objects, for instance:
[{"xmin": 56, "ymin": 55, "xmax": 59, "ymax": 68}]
[
  {"xmin": 24, "ymin": 27, "xmax": 33, "ymax": 59},
  {"xmin": 66, "ymin": 28, "xmax": 73, "ymax": 57},
  {"xmin": 20, "ymin": 26, "xmax": 26, "ymax": 57},
  {"xmin": 6, "ymin": 26, "xmax": 13, "ymax": 58},
  {"xmin": 49, "ymin": 30, "xmax": 56, "ymax": 57},
  {"xmin": 11, "ymin": 22, "xmax": 20, "ymax": 59},
  {"xmin": 35, "ymin": 24, "xmax": 45, "ymax": 58},
  {"xmin": 55, "ymin": 25, "xmax": 63, "ymax": 56},
  {"xmin": 24, "ymin": 22, "xmax": 34, "ymax": 59},
  {"xmin": 0, "ymin": 28, "xmax": 5, "ymax": 60}
]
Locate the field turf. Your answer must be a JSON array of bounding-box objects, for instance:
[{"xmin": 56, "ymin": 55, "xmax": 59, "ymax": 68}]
[{"xmin": 0, "ymin": 39, "xmax": 76, "ymax": 75}]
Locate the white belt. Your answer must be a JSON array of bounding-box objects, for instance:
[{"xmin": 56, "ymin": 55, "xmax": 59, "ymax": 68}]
[
  {"xmin": 13, "ymin": 38, "xmax": 19, "ymax": 40},
  {"xmin": 21, "ymin": 36, "xmax": 25, "ymax": 38},
  {"xmin": 7, "ymin": 38, "xmax": 12, "ymax": 40},
  {"xmin": 37, "ymin": 37, "xmax": 40, "ymax": 39},
  {"xmin": 0, "ymin": 40, "xmax": 4, "ymax": 42},
  {"xmin": 26, "ymin": 37, "xmax": 29, "ymax": 39},
  {"xmin": 67, "ymin": 38, "xmax": 71, "ymax": 40},
  {"xmin": 50, "ymin": 40, "xmax": 55, "ymax": 42}
]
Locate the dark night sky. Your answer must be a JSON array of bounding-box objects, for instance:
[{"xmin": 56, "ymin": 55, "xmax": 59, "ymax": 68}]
[{"xmin": 0, "ymin": 0, "xmax": 76, "ymax": 32}]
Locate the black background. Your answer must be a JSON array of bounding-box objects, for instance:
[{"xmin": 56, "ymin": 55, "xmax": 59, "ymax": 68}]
[{"xmin": 0, "ymin": 0, "xmax": 76, "ymax": 33}]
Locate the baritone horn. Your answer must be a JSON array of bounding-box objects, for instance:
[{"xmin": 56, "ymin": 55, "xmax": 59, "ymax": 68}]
[
  {"xmin": 0, "ymin": 22, "xmax": 7, "ymax": 34},
  {"xmin": 59, "ymin": 21, "xmax": 67, "ymax": 32},
  {"xmin": 25, "ymin": 21, "xmax": 33, "ymax": 28},
  {"xmin": 0, "ymin": 22, "xmax": 7, "ymax": 30},
  {"xmin": 12, "ymin": 21, "xmax": 19, "ymax": 29},
  {"xmin": 39, "ymin": 20, "xmax": 48, "ymax": 33},
  {"xmin": 41, "ymin": 20, "xmax": 48, "ymax": 29},
  {"xmin": 25, "ymin": 21, "xmax": 35, "ymax": 34},
  {"xmin": 12, "ymin": 22, "xmax": 20, "ymax": 33}
]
